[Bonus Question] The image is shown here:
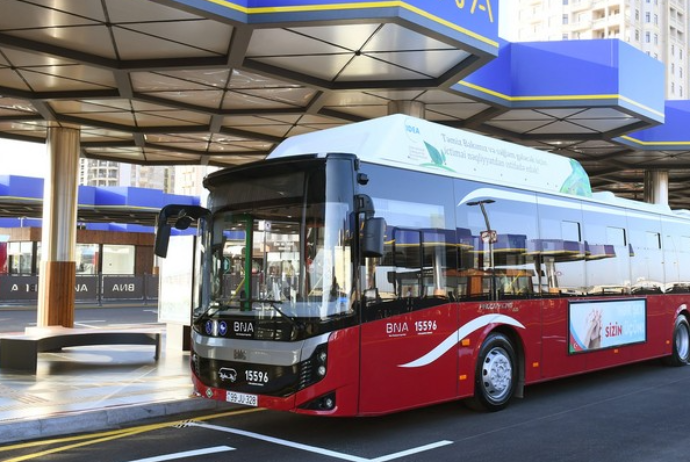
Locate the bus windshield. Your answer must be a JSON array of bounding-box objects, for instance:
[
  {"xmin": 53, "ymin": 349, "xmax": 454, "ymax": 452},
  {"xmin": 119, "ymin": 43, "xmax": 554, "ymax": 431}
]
[{"xmin": 198, "ymin": 160, "xmax": 354, "ymax": 327}]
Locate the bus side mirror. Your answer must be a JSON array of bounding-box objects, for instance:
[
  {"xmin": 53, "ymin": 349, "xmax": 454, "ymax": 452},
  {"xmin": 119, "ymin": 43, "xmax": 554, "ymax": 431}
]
[
  {"xmin": 362, "ymin": 217, "xmax": 386, "ymax": 258},
  {"xmin": 155, "ymin": 204, "xmax": 210, "ymax": 258},
  {"xmin": 155, "ymin": 223, "xmax": 172, "ymax": 258}
]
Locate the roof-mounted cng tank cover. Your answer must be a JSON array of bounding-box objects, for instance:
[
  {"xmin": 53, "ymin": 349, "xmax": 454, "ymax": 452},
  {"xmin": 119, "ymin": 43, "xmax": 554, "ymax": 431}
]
[{"xmin": 154, "ymin": 204, "xmax": 210, "ymax": 258}]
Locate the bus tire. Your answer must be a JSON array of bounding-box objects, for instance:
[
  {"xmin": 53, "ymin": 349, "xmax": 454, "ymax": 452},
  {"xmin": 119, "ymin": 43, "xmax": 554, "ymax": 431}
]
[
  {"xmin": 663, "ymin": 316, "xmax": 690, "ymax": 367},
  {"xmin": 465, "ymin": 332, "xmax": 517, "ymax": 412}
]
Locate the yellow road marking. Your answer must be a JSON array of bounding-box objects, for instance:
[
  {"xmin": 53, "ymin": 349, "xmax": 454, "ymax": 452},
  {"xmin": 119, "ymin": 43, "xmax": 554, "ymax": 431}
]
[{"xmin": 1, "ymin": 407, "xmax": 265, "ymax": 461}]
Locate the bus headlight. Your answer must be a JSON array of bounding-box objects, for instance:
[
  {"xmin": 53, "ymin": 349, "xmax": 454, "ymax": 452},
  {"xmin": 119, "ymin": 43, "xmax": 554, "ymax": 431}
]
[
  {"xmin": 299, "ymin": 344, "xmax": 328, "ymax": 389},
  {"xmin": 316, "ymin": 345, "xmax": 327, "ymax": 377}
]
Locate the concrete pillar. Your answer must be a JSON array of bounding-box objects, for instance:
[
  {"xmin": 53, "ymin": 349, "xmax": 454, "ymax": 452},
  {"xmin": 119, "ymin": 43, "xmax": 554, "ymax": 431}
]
[
  {"xmin": 37, "ymin": 127, "xmax": 80, "ymax": 327},
  {"xmin": 387, "ymin": 101, "xmax": 425, "ymax": 118},
  {"xmin": 644, "ymin": 170, "xmax": 669, "ymax": 206}
]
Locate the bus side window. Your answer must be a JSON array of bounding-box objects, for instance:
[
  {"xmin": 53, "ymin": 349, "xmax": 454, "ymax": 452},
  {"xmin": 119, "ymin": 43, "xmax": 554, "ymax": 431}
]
[
  {"xmin": 456, "ymin": 185, "xmax": 539, "ymax": 301},
  {"xmin": 664, "ymin": 231, "xmax": 690, "ymax": 293},
  {"xmin": 581, "ymin": 207, "xmax": 630, "ymax": 296},
  {"xmin": 393, "ymin": 229, "xmax": 423, "ymax": 299},
  {"xmin": 362, "ymin": 228, "xmax": 422, "ymax": 319},
  {"xmin": 536, "ymin": 197, "xmax": 586, "ymax": 297},
  {"xmin": 627, "ymin": 216, "xmax": 664, "ymax": 294},
  {"xmin": 422, "ymin": 229, "xmax": 454, "ymax": 299},
  {"xmin": 357, "ymin": 165, "xmax": 456, "ymax": 320},
  {"xmin": 362, "ymin": 226, "xmax": 455, "ymax": 319}
]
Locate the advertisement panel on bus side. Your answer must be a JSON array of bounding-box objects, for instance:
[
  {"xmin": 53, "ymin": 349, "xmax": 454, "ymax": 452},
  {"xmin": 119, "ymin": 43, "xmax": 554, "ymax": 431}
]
[
  {"xmin": 568, "ymin": 299, "xmax": 647, "ymax": 353},
  {"xmin": 268, "ymin": 114, "xmax": 593, "ymax": 199}
]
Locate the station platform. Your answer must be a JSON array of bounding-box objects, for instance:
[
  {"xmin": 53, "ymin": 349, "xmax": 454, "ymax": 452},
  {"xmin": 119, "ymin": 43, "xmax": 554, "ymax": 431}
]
[{"xmin": 0, "ymin": 328, "xmax": 228, "ymax": 444}]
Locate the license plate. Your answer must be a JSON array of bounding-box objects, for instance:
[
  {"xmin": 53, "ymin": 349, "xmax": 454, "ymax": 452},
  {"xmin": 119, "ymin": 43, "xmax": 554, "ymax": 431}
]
[{"xmin": 226, "ymin": 391, "xmax": 258, "ymax": 407}]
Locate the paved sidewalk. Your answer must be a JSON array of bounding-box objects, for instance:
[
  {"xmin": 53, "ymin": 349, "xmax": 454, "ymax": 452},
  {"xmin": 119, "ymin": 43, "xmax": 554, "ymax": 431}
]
[
  {"xmin": 0, "ymin": 329, "xmax": 227, "ymax": 444},
  {"xmin": 0, "ymin": 302, "xmax": 158, "ymax": 312}
]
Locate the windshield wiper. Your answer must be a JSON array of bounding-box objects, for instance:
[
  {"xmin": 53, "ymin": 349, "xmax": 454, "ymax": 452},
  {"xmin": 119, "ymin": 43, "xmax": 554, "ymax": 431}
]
[
  {"xmin": 194, "ymin": 305, "xmax": 219, "ymax": 323},
  {"xmin": 248, "ymin": 298, "xmax": 301, "ymax": 327},
  {"xmin": 194, "ymin": 302, "xmax": 239, "ymax": 322}
]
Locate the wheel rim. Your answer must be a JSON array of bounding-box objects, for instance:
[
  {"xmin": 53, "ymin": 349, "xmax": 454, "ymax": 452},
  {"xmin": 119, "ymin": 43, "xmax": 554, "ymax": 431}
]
[
  {"xmin": 480, "ymin": 346, "xmax": 513, "ymax": 403},
  {"xmin": 676, "ymin": 322, "xmax": 690, "ymax": 361}
]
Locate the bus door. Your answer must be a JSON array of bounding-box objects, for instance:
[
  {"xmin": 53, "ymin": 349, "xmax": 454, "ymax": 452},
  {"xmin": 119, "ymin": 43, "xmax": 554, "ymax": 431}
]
[
  {"xmin": 534, "ymin": 246, "xmax": 587, "ymax": 379},
  {"xmin": 358, "ymin": 228, "xmax": 457, "ymax": 414}
]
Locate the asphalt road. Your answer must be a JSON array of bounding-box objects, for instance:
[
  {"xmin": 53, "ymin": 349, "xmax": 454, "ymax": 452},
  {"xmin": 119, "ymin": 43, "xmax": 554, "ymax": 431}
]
[
  {"xmin": 0, "ymin": 305, "xmax": 160, "ymax": 333},
  {"xmin": 3, "ymin": 359, "xmax": 690, "ymax": 462}
]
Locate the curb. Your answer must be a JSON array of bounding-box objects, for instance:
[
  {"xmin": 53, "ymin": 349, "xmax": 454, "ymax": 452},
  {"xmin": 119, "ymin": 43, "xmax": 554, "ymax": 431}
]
[{"xmin": 0, "ymin": 397, "xmax": 224, "ymax": 445}]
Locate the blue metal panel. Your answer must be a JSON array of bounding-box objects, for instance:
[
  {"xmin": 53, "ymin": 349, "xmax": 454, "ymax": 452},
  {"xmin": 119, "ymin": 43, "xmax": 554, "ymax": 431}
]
[
  {"xmin": 512, "ymin": 40, "xmax": 619, "ymax": 98},
  {"xmin": 0, "ymin": 175, "xmax": 42, "ymax": 200},
  {"xmin": 93, "ymin": 187, "xmax": 128, "ymax": 206},
  {"xmin": 617, "ymin": 41, "xmax": 665, "ymax": 121},
  {"xmin": 0, "ymin": 218, "xmax": 42, "ymax": 227},
  {"xmin": 78, "ymin": 185, "xmax": 96, "ymax": 205},
  {"xmin": 617, "ymin": 100, "xmax": 690, "ymax": 149},
  {"xmin": 85, "ymin": 223, "xmax": 110, "ymax": 231},
  {"xmin": 452, "ymin": 38, "xmax": 511, "ymax": 105},
  {"xmin": 170, "ymin": 0, "xmax": 499, "ymax": 53},
  {"xmin": 0, "ymin": 175, "xmax": 200, "ymax": 215},
  {"xmin": 457, "ymin": 39, "xmax": 664, "ymax": 122},
  {"xmin": 125, "ymin": 187, "xmax": 161, "ymax": 208}
]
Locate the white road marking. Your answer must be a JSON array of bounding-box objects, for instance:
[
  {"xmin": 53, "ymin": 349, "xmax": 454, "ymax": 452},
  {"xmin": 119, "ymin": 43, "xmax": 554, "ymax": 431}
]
[
  {"xmin": 190, "ymin": 422, "xmax": 369, "ymax": 462},
  {"xmin": 371, "ymin": 441, "xmax": 453, "ymax": 462},
  {"xmin": 191, "ymin": 422, "xmax": 452, "ymax": 461},
  {"xmin": 125, "ymin": 445, "xmax": 234, "ymax": 462}
]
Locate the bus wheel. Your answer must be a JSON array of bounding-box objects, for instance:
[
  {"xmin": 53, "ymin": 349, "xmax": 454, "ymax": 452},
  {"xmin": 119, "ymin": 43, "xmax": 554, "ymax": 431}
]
[
  {"xmin": 466, "ymin": 333, "xmax": 517, "ymax": 412},
  {"xmin": 663, "ymin": 316, "xmax": 690, "ymax": 367}
]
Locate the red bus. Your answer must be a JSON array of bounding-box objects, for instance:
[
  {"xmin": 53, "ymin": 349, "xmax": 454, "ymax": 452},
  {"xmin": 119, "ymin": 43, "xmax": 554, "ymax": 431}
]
[{"xmin": 156, "ymin": 115, "xmax": 690, "ymax": 415}]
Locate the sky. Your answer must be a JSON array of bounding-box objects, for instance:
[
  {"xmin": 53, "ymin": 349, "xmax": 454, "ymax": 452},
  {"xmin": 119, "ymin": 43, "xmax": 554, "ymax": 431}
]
[
  {"xmin": 1, "ymin": 139, "xmax": 47, "ymax": 178},
  {"xmin": 498, "ymin": 0, "xmax": 515, "ymax": 40},
  {"xmin": 0, "ymin": 0, "xmax": 516, "ymax": 179}
]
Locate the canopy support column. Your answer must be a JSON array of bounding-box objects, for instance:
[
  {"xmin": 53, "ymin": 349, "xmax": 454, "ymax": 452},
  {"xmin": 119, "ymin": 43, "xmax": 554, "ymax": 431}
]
[
  {"xmin": 387, "ymin": 101, "xmax": 425, "ymax": 118},
  {"xmin": 644, "ymin": 170, "xmax": 669, "ymax": 206},
  {"xmin": 37, "ymin": 127, "xmax": 80, "ymax": 327}
]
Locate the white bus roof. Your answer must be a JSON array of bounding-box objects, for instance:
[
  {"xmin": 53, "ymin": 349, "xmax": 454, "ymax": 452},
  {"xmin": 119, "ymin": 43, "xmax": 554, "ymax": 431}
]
[{"xmin": 268, "ymin": 114, "xmax": 593, "ymax": 198}]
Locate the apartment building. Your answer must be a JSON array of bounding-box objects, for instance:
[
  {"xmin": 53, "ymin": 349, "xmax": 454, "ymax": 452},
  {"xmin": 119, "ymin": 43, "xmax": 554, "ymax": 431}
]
[
  {"xmin": 515, "ymin": 0, "xmax": 687, "ymax": 98},
  {"xmin": 79, "ymin": 159, "xmax": 121, "ymax": 187},
  {"xmin": 79, "ymin": 159, "xmax": 174, "ymax": 193},
  {"xmin": 173, "ymin": 165, "xmax": 219, "ymax": 198}
]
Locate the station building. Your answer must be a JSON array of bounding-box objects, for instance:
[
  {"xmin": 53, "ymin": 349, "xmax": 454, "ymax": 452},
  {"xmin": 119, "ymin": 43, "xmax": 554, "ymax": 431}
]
[{"xmin": 0, "ymin": 175, "xmax": 198, "ymax": 304}]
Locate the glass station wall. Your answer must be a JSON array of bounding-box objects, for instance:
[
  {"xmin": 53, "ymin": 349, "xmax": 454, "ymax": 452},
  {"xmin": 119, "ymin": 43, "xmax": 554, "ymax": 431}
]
[{"xmin": 0, "ymin": 227, "xmax": 158, "ymax": 304}]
